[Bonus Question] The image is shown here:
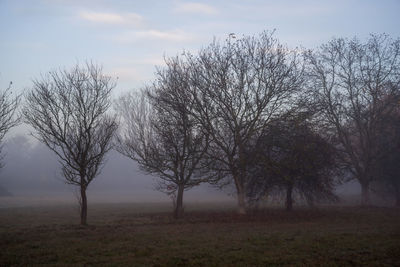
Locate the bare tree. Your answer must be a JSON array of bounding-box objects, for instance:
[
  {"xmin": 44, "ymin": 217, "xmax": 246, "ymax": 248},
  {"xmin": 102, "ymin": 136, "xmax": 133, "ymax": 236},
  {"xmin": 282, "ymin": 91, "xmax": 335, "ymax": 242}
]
[
  {"xmin": 115, "ymin": 57, "xmax": 211, "ymax": 219},
  {"xmin": 306, "ymin": 34, "xmax": 400, "ymax": 206},
  {"xmin": 0, "ymin": 82, "xmax": 21, "ymax": 167},
  {"xmin": 23, "ymin": 63, "xmax": 118, "ymax": 225},
  {"xmin": 189, "ymin": 31, "xmax": 305, "ymax": 214}
]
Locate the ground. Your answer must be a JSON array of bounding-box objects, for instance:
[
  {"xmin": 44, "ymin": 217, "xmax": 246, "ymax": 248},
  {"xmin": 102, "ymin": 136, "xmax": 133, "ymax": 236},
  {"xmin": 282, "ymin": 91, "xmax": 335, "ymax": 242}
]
[{"xmin": 1, "ymin": 202, "xmax": 399, "ymax": 266}]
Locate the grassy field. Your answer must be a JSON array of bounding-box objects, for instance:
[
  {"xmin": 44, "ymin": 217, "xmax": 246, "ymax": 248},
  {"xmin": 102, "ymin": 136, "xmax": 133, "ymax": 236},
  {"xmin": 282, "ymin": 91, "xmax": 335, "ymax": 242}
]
[{"xmin": 1, "ymin": 202, "xmax": 399, "ymax": 266}]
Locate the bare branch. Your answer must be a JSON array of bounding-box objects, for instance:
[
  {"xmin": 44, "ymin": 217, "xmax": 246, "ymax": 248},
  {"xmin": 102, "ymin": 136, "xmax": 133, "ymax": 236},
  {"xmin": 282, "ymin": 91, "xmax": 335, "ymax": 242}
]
[
  {"xmin": 23, "ymin": 62, "xmax": 118, "ymax": 225},
  {"xmin": 306, "ymin": 34, "xmax": 400, "ymax": 205},
  {"xmin": 0, "ymin": 81, "xmax": 21, "ymax": 168}
]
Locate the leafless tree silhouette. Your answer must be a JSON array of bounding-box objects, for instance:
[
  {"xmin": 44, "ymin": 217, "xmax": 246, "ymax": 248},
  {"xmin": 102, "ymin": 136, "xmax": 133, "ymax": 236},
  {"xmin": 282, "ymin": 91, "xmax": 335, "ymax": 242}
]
[
  {"xmin": 116, "ymin": 57, "xmax": 212, "ymax": 219},
  {"xmin": 306, "ymin": 34, "xmax": 400, "ymax": 206},
  {"xmin": 189, "ymin": 31, "xmax": 305, "ymax": 213},
  {"xmin": 23, "ymin": 63, "xmax": 118, "ymax": 225},
  {"xmin": 0, "ymin": 82, "xmax": 20, "ymax": 168}
]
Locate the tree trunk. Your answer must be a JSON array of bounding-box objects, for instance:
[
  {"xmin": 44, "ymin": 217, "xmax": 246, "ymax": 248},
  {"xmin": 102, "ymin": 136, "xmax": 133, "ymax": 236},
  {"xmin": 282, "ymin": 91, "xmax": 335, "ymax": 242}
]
[
  {"xmin": 174, "ymin": 185, "xmax": 184, "ymax": 219},
  {"xmin": 395, "ymin": 185, "xmax": 400, "ymax": 207},
  {"xmin": 286, "ymin": 183, "xmax": 293, "ymax": 211},
  {"xmin": 396, "ymin": 193, "xmax": 400, "ymax": 207},
  {"xmin": 307, "ymin": 195, "xmax": 315, "ymax": 209},
  {"xmin": 360, "ymin": 181, "xmax": 370, "ymax": 206},
  {"xmin": 237, "ymin": 189, "xmax": 246, "ymax": 215},
  {"xmin": 233, "ymin": 173, "xmax": 246, "ymax": 214},
  {"xmin": 80, "ymin": 185, "xmax": 88, "ymax": 225}
]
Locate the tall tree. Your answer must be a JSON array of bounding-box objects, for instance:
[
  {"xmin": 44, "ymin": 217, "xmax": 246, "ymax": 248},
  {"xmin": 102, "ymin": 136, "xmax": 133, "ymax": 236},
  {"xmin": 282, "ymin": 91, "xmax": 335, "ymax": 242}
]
[
  {"xmin": 115, "ymin": 58, "xmax": 212, "ymax": 219},
  {"xmin": 190, "ymin": 31, "xmax": 304, "ymax": 213},
  {"xmin": 0, "ymin": 82, "xmax": 20, "ymax": 168},
  {"xmin": 23, "ymin": 63, "xmax": 117, "ymax": 225},
  {"xmin": 306, "ymin": 34, "xmax": 400, "ymax": 205}
]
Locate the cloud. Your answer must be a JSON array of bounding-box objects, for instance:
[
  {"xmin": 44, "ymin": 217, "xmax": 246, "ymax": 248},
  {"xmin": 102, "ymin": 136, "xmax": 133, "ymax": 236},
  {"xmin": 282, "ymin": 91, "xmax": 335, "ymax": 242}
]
[
  {"xmin": 174, "ymin": 2, "xmax": 218, "ymax": 15},
  {"xmin": 79, "ymin": 11, "xmax": 144, "ymax": 27},
  {"xmin": 114, "ymin": 29, "xmax": 194, "ymax": 43},
  {"xmin": 231, "ymin": 2, "xmax": 333, "ymax": 18},
  {"xmin": 135, "ymin": 30, "xmax": 193, "ymax": 41}
]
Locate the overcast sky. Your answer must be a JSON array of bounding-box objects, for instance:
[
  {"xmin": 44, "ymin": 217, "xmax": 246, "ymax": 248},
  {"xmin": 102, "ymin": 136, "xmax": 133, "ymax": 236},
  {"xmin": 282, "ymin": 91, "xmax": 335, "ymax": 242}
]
[{"xmin": 1, "ymin": 0, "xmax": 399, "ymax": 96}]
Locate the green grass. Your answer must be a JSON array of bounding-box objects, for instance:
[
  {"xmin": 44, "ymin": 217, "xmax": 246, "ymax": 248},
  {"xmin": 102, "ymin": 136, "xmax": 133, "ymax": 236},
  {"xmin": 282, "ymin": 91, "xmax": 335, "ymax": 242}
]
[{"xmin": 1, "ymin": 203, "xmax": 399, "ymax": 266}]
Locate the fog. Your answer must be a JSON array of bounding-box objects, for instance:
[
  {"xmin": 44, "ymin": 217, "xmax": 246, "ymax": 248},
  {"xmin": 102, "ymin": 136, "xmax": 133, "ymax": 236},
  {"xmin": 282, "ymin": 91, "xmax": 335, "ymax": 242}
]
[
  {"xmin": 0, "ymin": 134, "xmax": 365, "ymax": 208},
  {"xmin": 1, "ymin": 132, "xmax": 391, "ymax": 210},
  {"xmin": 0, "ymin": 134, "xmax": 232, "ymax": 207},
  {"xmin": 0, "ymin": 134, "xmax": 394, "ymax": 209}
]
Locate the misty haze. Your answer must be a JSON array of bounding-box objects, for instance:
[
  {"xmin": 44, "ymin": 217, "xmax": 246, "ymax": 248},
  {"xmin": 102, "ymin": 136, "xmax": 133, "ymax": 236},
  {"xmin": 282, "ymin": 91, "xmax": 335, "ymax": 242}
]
[
  {"xmin": 0, "ymin": 135, "xmax": 230, "ymax": 207},
  {"xmin": 1, "ymin": 0, "xmax": 399, "ymax": 266}
]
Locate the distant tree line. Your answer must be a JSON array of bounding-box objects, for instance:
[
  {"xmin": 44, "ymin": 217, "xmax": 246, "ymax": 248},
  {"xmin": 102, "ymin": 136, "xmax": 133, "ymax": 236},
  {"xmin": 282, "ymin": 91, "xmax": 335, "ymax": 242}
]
[{"xmin": 1, "ymin": 31, "xmax": 399, "ymax": 224}]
